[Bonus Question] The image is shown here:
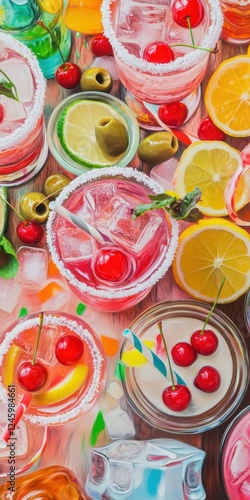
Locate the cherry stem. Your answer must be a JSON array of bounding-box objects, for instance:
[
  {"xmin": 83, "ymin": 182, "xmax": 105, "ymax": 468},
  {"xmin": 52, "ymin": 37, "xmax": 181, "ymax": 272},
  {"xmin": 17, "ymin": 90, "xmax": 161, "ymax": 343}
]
[
  {"xmin": 36, "ymin": 186, "xmax": 65, "ymax": 209},
  {"xmin": 0, "ymin": 196, "xmax": 25, "ymax": 221},
  {"xmin": 37, "ymin": 20, "xmax": 65, "ymax": 67},
  {"xmin": 157, "ymin": 321, "xmax": 175, "ymax": 390},
  {"xmin": 32, "ymin": 312, "xmax": 44, "ymax": 366},
  {"xmin": 170, "ymin": 42, "xmax": 215, "ymax": 54},
  {"xmin": 0, "ymin": 69, "xmax": 19, "ymax": 101},
  {"xmin": 187, "ymin": 16, "xmax": 195, "ymax": 46},
  {"xmin": 200, "ymin": 276, "xmax": 226, "ymax": 335}
]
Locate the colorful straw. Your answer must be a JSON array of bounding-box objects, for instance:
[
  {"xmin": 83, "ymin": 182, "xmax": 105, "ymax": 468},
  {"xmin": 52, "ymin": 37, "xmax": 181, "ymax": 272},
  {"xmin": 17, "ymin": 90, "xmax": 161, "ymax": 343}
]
[
  {"xmin": 224, "ymin": 144, "xmax": 250, "ymax": 227},
  {"xmin": 0, "ymin": 393, "xmax": 32, "ymax": 449},
  {"xmin": 123, "ymin": 329, "xmax": 186, "ymax": 385},
  {"xmin": 142, "ymin": 101, "xmax": 198, "ymax": 146},
  {"xmin": 49, "ymin": 201, "xmax": 112, "ymax": 243}
]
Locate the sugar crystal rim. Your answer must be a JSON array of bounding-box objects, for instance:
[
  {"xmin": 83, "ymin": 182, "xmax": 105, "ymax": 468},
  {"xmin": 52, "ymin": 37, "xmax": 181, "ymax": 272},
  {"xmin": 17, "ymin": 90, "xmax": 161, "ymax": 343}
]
[
  {"xmin": 101, "ymin": 0, "xmax": 223, "ymax": 74},
  {"xmin": 0, "ymin": 313, "xmax": 105, "ymax": 425},
  {"xmin": 0, "ymin": 33, "xmax": 46, "ymax": 150},
  {"xmin": 46, "ymin": 166, "xmax": 179, "ymax": 299}
]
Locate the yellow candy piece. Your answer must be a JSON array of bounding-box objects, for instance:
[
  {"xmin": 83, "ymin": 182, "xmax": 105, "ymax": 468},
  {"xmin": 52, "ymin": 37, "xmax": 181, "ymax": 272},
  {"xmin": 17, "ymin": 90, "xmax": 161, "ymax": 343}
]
[{"xmin": 121, "ymin": 340, "xmax": 154, "ymax": 367}]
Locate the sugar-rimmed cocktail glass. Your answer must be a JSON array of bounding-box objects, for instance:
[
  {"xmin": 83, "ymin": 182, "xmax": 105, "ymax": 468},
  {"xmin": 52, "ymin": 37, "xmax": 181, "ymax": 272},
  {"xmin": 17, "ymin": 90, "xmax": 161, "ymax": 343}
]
[
  {"xmin": 46, "ymin": 167, "xmax": 179, "ymax": 312},
  {"xmin": 0, "ymin": 311, "xmax": 106, "ymax": 427},
  {"xmin": 0, "ymin": 33, "xmax": 47, "ymax": 186},
  {"xmin": 120, "ymin": 300, "xmax": 249, "ymax": 434},
  {"xmin": 47, "ymin": 91, "xmax": 140, "ymax": 176},
  {"xmin": 102, "ymin": 0, "xmax": 223, "ymax": 128}
]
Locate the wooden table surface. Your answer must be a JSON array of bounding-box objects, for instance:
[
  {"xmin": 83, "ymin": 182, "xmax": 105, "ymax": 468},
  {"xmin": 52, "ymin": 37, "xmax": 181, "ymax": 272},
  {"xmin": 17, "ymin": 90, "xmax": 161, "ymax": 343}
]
[{"xmin": 2, "ymin": 32, "xmax": 250, "ymax": 500}]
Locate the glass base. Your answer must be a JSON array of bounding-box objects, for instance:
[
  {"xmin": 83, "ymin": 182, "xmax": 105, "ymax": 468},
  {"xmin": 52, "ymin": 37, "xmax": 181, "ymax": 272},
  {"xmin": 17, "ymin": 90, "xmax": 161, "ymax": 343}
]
[
  {"xmin": 121, "ymin": 85, "xmax": 201, "ymax": 131},
  {"xmin": 0, "ymin": 138, "xmax": 48, "ymax": 187}
]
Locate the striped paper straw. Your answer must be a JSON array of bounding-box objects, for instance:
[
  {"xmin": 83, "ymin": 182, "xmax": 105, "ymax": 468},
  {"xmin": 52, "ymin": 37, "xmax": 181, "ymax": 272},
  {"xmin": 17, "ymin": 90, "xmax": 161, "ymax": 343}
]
[
  {"xmin": 49, "ymin": 202, "xmax": 112, "ymax": 243},
  {"xmin": 123, "ymin": 329, "xmax": 186, "ymax": 385},
  {"xmin": 142, "ymin": 101, "xmax": 198, "ymax": 146},
  {"xmin": 0, "ymin": 393, "xmax": 32, "ymax": 449}
]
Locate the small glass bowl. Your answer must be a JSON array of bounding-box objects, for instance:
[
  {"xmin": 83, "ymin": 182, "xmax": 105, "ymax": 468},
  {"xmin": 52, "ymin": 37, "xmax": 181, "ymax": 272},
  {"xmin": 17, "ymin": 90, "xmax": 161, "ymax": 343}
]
[
  {"xmin": 219, "ymin": 405, "xmax": 250, "ymax": 499},
  {"xmin": 47, "ymin": 91, "xmax": 140, "ymax": 176},
  {"xmin": 120, "ymin": 300, "xmax": 249, "ymax": 434},
  {"xmin": 244, "ymin": 289, "xmax": 250, "ymax": 334}
]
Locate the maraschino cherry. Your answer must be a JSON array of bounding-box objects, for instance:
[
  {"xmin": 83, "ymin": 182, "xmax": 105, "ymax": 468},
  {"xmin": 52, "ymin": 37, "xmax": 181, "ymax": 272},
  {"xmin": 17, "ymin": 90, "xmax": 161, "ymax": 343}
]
[
  {"xmin": 90, "ymin": 34, "xmax": 113, "ymax": 57},
  {"xmin": 17, "ymin": 313, "xmax": 48, "ymax": 392},
  {"xmin": 143, "ymin": 42, "xmax": 175, "ymax": 63},
  {"xmin": 191, "ymin": 277, "xmax": 225, "ymax": 355},
  {"xmin": 94, "ymin": 248, "xmax": 130, "ymax": 283},
  {"xmin": 198, "ymin": 116, "xmax": 227, "ymax": 141},
  {"xmin": 0, "ymin": 195, "xmax": 43, "ymax": 245},
  {"xmin": 158, "ymin": 322, "xmax": 191, "ymax": 412},
  {"xmin": 55, "ymin": 334, "xmax": 84, "ymax": 366},
  {"xmin": 0, "ymin": 104, "xmax": 4, "ymax": 123},
  {"xmin": 194, "ymin": 366, "xmax": 221, "ymax": 393},
  {"xmin": 158, "ymin": 102, "xmax": 188, "ymax": 128},
  {"xmin": 37, "ymin": 21, "xmax": 81, "ymax": 89},
  {"xmin": 171, "ymin": 342, "xmax": 197, "ymax": 366},
  {"xmin": 172, "ymin": 0, "xmax": 205, "ymax": 28}
]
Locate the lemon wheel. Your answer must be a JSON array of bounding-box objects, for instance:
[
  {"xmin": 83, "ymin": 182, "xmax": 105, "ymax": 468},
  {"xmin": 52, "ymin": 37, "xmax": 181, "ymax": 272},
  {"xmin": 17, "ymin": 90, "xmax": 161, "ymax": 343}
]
[{"xmin": 172, "ymin": 218, "xmax": 250, "ymax": 303}]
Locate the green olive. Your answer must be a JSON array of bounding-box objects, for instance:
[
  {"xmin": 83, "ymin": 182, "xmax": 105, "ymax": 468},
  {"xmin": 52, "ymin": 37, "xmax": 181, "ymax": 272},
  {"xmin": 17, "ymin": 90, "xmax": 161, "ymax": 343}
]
[
  {"xmin": 80, "ymin": 67, "xmax": 113, "ymax": 93},
  {"xmin": 95, "ymin": 117, "xmax": 129, "ymax": 156},
  {"xmin": 44, "ymin": 174, "xmax": 70, "ymax": 200},
  {"xmin": 138, "ymin": 131, "xmax": 179, "ymax": 165},
  {"xmin": 20, "ymin": 192, "xmax": 49, "ymax": 223}
]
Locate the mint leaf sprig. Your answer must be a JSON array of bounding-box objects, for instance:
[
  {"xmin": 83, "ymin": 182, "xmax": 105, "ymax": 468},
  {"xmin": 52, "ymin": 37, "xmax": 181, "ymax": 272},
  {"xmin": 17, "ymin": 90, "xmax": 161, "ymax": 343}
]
[
  {"xmin": 0, "ymin": 69, "xmax": 19, "ymax": 101},
  {"xmin": 132, "ymin": 186, "xmax": 203, "ymax": 223}
]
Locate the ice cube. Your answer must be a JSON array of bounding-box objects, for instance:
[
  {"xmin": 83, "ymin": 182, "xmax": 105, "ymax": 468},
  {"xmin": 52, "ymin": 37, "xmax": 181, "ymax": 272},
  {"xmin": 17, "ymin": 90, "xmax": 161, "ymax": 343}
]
[
  {"xmin": 109, "ymin": 441, "xmax": 146, "ymax": 460},
  {"xmin": 1, "ymin": 55, "xmax": 34, "ymax": 103},
  {"xmin": 104, "ymin": 408, "xmax": 135, "ymax": 440},
  {"xmin": 229, "ymin": 440, "xmax": 250, "ymax": 482},
  {"xmin": 57, "ymin": 227, "xmax": 93, "ymax": 262},
  {"xmin": 91, "ymin": 57, "xmax": 119, "ymax": 82},
  {"xmin": 241, "ymin": 480, "xmax": 250, "ymax": 497},
  {"xmin": 96, "ymin": 195, "xmax": 162, "ymax": 253},
  {"xmin": 150, "ymin": 157, "xmax": 178, "ymax": 191},
  {"xmin": 17, "ymin": 247, "xmax": 48, "ymax": 290},
  {"xmin": 0, "ymin": 277, "xmax": 21, "ymax": 313},
  {"xmin": 84, "ymin": 182, "xmax": 117, "ymax": 218},
  {"xmin": 110, "ymin": 462, "xmax": 133, "ymax": 492},
  {"xmin": 15, "ymin": 323, "xmax": 58, "ymax": 364},
  {"xmin": 38, "ymin": 279, "xmax": 70, "ymax": 311}
]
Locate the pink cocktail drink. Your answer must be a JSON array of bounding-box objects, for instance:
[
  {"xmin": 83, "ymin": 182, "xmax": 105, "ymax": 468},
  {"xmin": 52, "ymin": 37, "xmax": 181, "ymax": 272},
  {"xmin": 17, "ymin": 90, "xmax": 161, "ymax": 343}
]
[
  {"xmin": 47, "ymin": 167, "xmax": 178, "ymax": 312},
  {"xmin": 0, "ymin": 312, "xmax": 106, "ymax": 426},
  {"xmin": 0, "ymin": 33, "xmax": 47, "ymax": 186},
  {"xmin": 102, "ymin": 0, "xmax": 222, "ymax": 105}
]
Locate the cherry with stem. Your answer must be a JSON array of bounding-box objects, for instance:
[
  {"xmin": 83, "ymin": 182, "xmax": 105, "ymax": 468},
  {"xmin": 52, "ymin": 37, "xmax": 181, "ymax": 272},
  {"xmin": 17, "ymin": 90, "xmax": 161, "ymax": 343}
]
[
  {"xmin": 37, "ymin": 21, "xmax": 81, "ymax": 89},
  {"xmin": 159, "ymin": 321, "xmax": 191, "ymax": 411},
  {"xmin": 191, "ymin": 276, "xmax": 226, "ymax": 355}
]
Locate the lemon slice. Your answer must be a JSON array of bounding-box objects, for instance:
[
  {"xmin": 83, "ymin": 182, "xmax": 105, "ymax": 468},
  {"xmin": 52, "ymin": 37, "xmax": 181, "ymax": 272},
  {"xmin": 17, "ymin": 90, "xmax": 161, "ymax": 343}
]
[
  {"xmin": 173, "ymin": 141, "xmax": 244, "ymax": 217},
  {"xmin": 205, "ymin": 49, "xmax": 250, "ymax": 137},
  {"xmin": 2, "ymin": 345, "xmax": 21, "ymax": 388},
  {"xmin": 57, "ymin": 100, "xmax": 127, "ymax": 168},
  {"xmin": 34, "ymin": 364, "xmax": 88, "ymax": 406},
  {"xmin": 172, "ymin": 218, "xmax": 250, "ymax": 303}
]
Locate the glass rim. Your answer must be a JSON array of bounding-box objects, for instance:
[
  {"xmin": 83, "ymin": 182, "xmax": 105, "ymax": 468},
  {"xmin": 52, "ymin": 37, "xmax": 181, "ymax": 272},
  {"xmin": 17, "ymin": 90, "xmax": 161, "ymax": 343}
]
[
  {"xmin": 0, "ymin": 33, "xmax": 46, "ymax": 151},
  {"xmin": 120, "ymin": 299, "xmax": 249, "ymax": 434},
  {"xmin": 0, "ymin": 311, "xmax": 106, "ymax": 426},
  {"xmin": 46, "ymin": 166, "xmax": 179, "ymax": 299},
  {"xmin": 47, "ymin": 91, "xmax": 140, "ymax": 174},
  {"xmin": 101, "ymin": 0, "xmax": 223, "ymax": 75}
]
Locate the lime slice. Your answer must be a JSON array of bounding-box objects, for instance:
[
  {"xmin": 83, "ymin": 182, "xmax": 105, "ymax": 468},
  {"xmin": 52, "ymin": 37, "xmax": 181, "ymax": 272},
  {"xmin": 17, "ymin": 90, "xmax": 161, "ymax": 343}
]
[
  {"xmin": 57, "ymin": 100, "xmax": 128, "ymax": 168},
  {"xmin": 0, "ymin": 187, "xmax": 8, "ymax": 236}
]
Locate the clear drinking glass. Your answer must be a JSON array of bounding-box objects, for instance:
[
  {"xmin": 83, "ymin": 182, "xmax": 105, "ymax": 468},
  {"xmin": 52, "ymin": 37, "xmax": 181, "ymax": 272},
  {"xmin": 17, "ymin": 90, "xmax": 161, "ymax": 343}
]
[
  {"xmin": 220, "ymin": 0, "xmax": 250, "ymax": 44},
  {"xmin": 0, "ymin": 0, "xmax": 71, "ymax": 79},
  {"xmin": 102, "ymin": 0, "xmax": 223, "ymax": 126},
  {"xmin": 120, "ymin": 300, "xmax": 249, "ymax": 434},
  {"xmin": 0, "ymin": 311, "xmax": 107, "ymax": 427},
  {"xmin": 46, "ymin": 167, "xmax": 179, "ymax": 312},
  {"xmin": 0, "ymin": 33, "xmax": 47, "ymax": 186}
]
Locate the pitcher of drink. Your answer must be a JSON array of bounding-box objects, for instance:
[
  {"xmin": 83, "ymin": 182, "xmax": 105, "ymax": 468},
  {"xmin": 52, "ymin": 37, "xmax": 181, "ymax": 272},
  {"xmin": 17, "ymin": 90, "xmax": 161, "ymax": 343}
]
[
  {"xmin": 0, "ymin": 0, "xmax": 71, "ymax": 78},
  {"xmin": 64, "ymin": 0, "xmax": 103, "ymax": 34}
]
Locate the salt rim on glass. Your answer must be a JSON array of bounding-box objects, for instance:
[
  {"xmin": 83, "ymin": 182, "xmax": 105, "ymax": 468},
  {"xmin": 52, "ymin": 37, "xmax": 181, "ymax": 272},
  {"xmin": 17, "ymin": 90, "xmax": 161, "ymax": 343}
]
[
  {"xmin": 0, "ymin": 313, "xmax": 106, "ymax": 426},
  {"xmin": 101, "ymin": 0, "xmax": 223, "ymax": 74},
  {"xmin": 46, "ymin": 166, "xmax": 179, "ymax": 300},
  {"xmin": 0, "ymin": 32, "xmax": 46, "ymax": 151}
]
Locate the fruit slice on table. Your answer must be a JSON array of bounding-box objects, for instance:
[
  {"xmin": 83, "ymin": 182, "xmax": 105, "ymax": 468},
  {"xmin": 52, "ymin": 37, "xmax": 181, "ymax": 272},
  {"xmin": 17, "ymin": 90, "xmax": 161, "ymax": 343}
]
[
  {"xmin": 205, "ymin": 49, "xmax": 250, "ymax": 137},
  {"xmin": 57, "ymin": 100, "xmax": 128, "ymax": 168},
  {"xmin": 173, "ymin": 141, "xmax": 245, "ymax": 217},
  {"xmin": 172, "ymin": 218, "xmax": 250, "ymax": 303},
  {"xmin": 33, "ymin": 363, "xmax": 88, "ymax": 406},
  {"xmin": 0, "ymin": 186, "xmax": 8, "ymax": 236}
]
